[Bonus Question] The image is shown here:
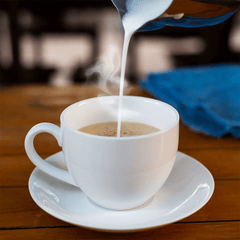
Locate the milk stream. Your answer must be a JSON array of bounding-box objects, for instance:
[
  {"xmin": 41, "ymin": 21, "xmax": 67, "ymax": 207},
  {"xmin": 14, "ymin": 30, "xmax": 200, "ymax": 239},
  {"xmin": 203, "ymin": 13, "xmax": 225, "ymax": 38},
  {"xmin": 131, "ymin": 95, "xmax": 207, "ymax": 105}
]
[
  {"xmin": 116, "ymin": 0, "xmax": 173, "ymax": 137},
  {"xmin": 117, "ymin": 31, "xmax": 133, "ymax": 137}
]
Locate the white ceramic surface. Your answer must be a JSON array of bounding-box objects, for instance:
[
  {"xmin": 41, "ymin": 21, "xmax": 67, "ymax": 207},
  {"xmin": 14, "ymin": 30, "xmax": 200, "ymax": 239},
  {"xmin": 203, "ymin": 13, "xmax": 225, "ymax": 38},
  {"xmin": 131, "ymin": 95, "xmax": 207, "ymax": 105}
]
[
  {"xmin": 28, "ymin": 151, "xmax": 214, "ymax": 232},
  {"xmin": 25, "ymin": 96, "xmax": 179, "ymax": 210}
]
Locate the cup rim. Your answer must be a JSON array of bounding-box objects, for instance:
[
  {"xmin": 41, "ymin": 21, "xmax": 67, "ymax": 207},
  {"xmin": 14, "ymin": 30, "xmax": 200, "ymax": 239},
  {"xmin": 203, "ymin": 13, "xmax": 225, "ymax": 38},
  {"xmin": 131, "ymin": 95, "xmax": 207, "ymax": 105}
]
[{"xmin": 60, "ymin": 96, "xmax": 179, "ymax": 140}]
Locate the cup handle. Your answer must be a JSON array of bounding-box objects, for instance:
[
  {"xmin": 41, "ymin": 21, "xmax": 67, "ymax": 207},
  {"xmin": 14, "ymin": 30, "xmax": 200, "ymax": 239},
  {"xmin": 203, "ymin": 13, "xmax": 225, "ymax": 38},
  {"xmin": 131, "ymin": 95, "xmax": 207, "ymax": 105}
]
[{"xmin": 25, "ymin": 123, "xmax": 77, "ymax": 186}]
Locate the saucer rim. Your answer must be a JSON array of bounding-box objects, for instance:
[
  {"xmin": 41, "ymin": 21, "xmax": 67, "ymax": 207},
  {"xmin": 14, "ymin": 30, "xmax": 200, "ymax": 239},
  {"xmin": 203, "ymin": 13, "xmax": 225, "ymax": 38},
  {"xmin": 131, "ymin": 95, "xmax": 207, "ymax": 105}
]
[{"xmin": 28, "ymin": 151, "xmax": 215, "ymax": 232}]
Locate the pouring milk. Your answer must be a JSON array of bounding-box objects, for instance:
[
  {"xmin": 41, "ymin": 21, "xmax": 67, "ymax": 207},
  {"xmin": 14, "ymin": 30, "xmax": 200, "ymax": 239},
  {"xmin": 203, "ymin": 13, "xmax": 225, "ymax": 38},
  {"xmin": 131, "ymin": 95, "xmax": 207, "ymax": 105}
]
[
  {"xmin": 114, "ymin": 0, "xmax": 240, "ymax": 136},
  {"xmin": 117, "ymin": 0, "xmax": 173, "ymax": 137}
]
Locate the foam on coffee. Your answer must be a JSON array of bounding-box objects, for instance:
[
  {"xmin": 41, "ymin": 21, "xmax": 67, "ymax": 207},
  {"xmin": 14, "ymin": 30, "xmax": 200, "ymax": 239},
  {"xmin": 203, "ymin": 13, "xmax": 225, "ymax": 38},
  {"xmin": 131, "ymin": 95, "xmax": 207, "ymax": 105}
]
[{"xmin": 79, "ymin": 122, "xmax": 160, "ymax": 137}]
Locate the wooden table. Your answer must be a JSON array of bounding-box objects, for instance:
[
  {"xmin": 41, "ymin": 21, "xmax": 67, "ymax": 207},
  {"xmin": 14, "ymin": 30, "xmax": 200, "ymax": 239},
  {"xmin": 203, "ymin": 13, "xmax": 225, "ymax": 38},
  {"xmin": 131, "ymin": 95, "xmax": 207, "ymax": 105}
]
[{"xmin": 0, "ymin": 84, "xmax": 239, "ymax": 239}]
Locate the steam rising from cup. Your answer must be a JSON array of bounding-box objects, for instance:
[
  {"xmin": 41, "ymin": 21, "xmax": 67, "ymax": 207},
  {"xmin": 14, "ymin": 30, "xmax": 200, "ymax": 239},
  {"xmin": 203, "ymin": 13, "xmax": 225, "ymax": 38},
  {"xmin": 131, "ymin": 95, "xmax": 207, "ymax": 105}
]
[{"xmin": 86, "ymin": 43, "xmax": 131, "ymax": 96}]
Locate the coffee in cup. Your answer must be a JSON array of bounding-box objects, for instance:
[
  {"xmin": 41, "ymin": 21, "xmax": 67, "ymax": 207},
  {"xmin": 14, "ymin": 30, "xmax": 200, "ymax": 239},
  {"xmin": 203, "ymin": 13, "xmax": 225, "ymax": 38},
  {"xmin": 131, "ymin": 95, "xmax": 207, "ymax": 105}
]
[{"xmin": 79, "ymin": 121, "xmax": 160, "ymax": 137}]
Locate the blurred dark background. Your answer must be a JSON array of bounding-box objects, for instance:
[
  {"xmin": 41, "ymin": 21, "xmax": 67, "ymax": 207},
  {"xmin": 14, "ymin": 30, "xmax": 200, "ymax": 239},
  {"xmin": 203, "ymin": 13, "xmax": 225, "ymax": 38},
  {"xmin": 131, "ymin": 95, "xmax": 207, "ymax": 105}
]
[{"xmin": 0, "ymin": 0, "xmax": 239, "ymax": 86}]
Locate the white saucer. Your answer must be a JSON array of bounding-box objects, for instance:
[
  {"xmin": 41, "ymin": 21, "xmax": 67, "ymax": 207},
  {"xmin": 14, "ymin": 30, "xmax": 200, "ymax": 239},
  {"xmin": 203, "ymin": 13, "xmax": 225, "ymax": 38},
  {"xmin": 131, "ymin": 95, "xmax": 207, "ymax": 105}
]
[{"xmin": 28, "ymin": 151, "xmax": 214, "ymax": 232}]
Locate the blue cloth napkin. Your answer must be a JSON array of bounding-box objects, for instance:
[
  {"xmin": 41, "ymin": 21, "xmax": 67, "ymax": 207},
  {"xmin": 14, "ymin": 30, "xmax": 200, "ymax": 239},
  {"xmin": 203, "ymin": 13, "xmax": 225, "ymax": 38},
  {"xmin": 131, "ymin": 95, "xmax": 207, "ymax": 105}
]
[{"xmin": 140, "ymin": 64, "xmax": 240, "ymax": 138}]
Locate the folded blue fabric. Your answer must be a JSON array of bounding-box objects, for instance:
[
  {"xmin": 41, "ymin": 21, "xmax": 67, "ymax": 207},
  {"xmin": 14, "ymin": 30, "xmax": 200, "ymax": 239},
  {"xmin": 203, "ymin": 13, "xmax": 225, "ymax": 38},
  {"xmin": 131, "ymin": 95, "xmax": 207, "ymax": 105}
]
[{"xmin": 139, "ymin": 64, "xmax": 240, "ymax": 138}]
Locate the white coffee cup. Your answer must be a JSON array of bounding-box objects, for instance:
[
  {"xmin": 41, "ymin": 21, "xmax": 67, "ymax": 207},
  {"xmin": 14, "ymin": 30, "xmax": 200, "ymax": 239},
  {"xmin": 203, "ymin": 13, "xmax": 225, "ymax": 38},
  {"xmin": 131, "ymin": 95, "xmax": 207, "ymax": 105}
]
[{"xmin": 25, "ymin": 96, "xmax": 179, "ymax": 210}]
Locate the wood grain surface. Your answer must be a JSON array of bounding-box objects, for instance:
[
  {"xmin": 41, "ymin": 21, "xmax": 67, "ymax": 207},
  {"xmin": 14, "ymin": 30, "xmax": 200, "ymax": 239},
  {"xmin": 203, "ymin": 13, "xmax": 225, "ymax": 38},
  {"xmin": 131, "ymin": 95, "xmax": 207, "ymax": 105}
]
[{"xmin": 0, "ymin": 84, "xmax": 239, "ymax": 239}]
